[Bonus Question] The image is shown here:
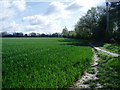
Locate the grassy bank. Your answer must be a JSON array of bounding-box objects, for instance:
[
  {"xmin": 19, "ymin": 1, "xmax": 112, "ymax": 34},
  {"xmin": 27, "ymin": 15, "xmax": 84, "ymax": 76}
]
[
  {"xmin": 83, "ymin": 52, "xmax": 120, "ymax": 88},
  {"xmin": 101, "ymin": 44, "xmax": 120, "ymax": 54},
  {"xmin": 91, "ymin": 42, "xmax": 120, "ymax": 54},
  {"xmin": 2, "ymin": 38, "xmax": 93, "ymax": 88},
  {"xmin": 97, "ymin": 53, "xmax": 120, "ymax": 88}
]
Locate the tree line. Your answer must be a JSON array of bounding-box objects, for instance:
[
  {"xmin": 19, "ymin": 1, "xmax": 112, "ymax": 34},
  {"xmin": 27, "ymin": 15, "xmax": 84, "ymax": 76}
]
[
  {"xmin": 62, "ymin": 2, "xmax": 120, "ymax": 44},
  {"xmin": 0, "ymin": 32, "xmax": 62, "ymax": 37}
]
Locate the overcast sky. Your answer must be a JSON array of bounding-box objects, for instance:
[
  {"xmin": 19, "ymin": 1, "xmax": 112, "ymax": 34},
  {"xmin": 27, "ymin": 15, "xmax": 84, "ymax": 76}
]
[{"xmin": 0, "ymin": 0, "xmax": 105, "ymax": 34}]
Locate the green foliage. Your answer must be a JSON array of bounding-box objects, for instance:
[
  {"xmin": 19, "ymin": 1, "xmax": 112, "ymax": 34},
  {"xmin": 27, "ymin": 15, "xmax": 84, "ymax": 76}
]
[
  {"xmin": 102, "ymin": 43, "xmax": 120, "ymax": 54},
  {"xmin": 2, "ymin": 38, "xmax": 93, "ymax": 88},
  {"xmin": 68, "ymin": 31, "xmax": 77, "ymax": 38},
  {"xmin": 110, "ymin": 6, "xmax": 120, "ymax": 44},
  {"xmin": 93, "ymin": 15, "xmax": 107, "ymax": 41},
  {"xmin": 62, "ymin": 27, "xmax": 69, "ymax": 37},
  {"xmin": 97, "ymin": 54, "xmax": 120, "ymax": 88},
  {"xmin": 113, "ymin": 30, "xmax": 120, "ymax": 44},
  {"xmin": 75, "ymin": 6, "xmax": 107, "ymax": 41},
  {"xmin": 87, "ymin": 52, "xmax": 120, "ymax": 88},
  {"xmin": 87, "ymin": 68, "xmax": 95, "ymax": 74},
  {"xmin": 74, "ymin": 5, "xmax": 120, "ymax": 44}
]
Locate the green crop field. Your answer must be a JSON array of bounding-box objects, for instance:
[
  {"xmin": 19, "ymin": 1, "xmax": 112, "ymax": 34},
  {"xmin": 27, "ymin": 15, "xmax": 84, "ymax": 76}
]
[{"xmin": 2, "ymin": 38, "xmax": 93, "ymax": 88}]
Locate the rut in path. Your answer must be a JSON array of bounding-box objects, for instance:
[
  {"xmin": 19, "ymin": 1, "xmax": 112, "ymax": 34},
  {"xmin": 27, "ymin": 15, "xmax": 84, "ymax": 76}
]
[{"xmin": 72, "ymin": 49, "xmax": 102, "ymax": 88}]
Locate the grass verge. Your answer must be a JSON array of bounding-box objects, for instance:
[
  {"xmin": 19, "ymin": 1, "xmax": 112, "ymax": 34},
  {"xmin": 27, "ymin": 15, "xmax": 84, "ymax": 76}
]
[
  {"xmin": 101, "ymin": 44, "xmax": 120, "ymax": 54},
  {"xmin": 97, "ymin": 53, "xmax": 120, "ymax": 88}
]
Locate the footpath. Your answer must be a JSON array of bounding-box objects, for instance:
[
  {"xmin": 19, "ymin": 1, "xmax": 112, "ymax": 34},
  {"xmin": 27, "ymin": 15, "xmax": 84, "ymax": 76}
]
[
  {"xmin": 72, "ymin": 43, "xmax": 120, "ymax": 88},
  {"xmin": 89, "ymin": 42, "xmax": 120, "ymax": 57}
]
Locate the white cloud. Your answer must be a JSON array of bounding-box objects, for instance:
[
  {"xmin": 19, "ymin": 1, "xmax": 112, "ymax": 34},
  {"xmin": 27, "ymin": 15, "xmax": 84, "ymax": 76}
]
[
  {"xmin": 0, "ymin": 0, "xmax": 26, "ymax": 20},
  {"xmin": 22, "ymin": 0, "xmax": 105, "ymax": 34},
  {"xmin": 23, "ymin": 1, "xmax": 76, "ymax": 34},
  {"xmin": 12, "ymin": 0, "xmax": 26, "ymax": 11},
  {"xmin": 25, "ymin": 25, "xmax": 43, "ymax": 33},
  {"xmin": 44, "ymin": 1, "xmax": 71, "ymax": 19},
  {"xmin": 45, "ymin": 1, "xmax": 66, "ymax": 14},
  {"xmin": 0, "ymin": 0, "xmax": 26, "ymax": 32},
  {"xmin": 0, "ymin": 0, "xmax": 106, "ymax": 34},
  {"xmin": 66, "ymin": 1, "xmax": 82, "ymax": 11},
  {"xmin": 0, "ymin": 21, "xmax": 24, "ymax": 33},
  {"xmin": 26, "ymin": 25, "xmax": 42, "ymax": 30},
  {"xmin": 44, "ymin": 0, "xmax": 105, "ymax": 19},
  {"xmin": 25, "ymin": 24, "xmax": 62, "ymax": 34},
  {"xmin": 0, "ymin": 0, "xmax": 15, "ymax": 21},
  {"xmin": 9, "ymin": 21, "xmax": 25, "ymax": 32},
  {"xmin": 23, "ymin": 15, "xmax": 62, "ymax": 34},
  {"xmin": 66, "ymin": 0, "xmax": 105, "ymax": 13},
  {"xmin": 23, "ymin": 15, "xmax": 50, "ymax": 25}
]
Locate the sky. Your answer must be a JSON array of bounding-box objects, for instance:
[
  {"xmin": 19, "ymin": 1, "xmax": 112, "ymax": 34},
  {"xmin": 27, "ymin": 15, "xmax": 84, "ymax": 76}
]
[{"xmin": 0, "ymin": 0, "xmax": 106, "ymax": 34}]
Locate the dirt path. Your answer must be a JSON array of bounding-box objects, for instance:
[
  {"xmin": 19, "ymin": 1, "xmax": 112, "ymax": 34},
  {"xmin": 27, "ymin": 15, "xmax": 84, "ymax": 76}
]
[
  {"xmin": 71, "ymin": 43, "xmax": 119, "ymax": 88},
  {"xmin": 94, "ymin": 47, "xmax": 120, "ymax": 57},
  {"xmin": 72, "ymin": 49, "xmax": 102, "ymax": 88},
  {"xmin": 89, "ymin": 42, "xmax": 120, "ymax": 57}
]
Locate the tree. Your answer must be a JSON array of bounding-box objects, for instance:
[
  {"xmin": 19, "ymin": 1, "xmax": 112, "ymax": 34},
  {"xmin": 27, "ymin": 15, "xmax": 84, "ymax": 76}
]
[
  {"xmin": 92, "ymin": 14, "xmax": 107, "ymax": 41},
  {"xmin": 62, "ymin": 27, "xmax": 69, "ymax": 37},
  {"xmin": 110, "ymin": 5, "xmax": 120, "ymax": 44},
  {"xmin": 0, "ymin": 32, "xmax": 8, "ymax": 37},
  {"xmin": 41, "ymin": 33, "xmax": 46, "ymax": 37},
  {"xmin": 75, "ymin": 6, "xmax": 107, "ymax": 40},
  {"xmin": 29, "ymin": 32, "xmax": 36, "ymax": 37},
  {"xmin": 13, "ymin": 32, "xmax": 23, "ymax": 37},
  {"xmin": 52, "ymin": 33, "xmax": 61, "ymax": 37},
  {"xmin": 68, "ymin": 31, "xmax": 76, "ymax": 38},
  {"xmin": 24, "ymin": 34, "xmax": 28, "ymax": 37}
]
